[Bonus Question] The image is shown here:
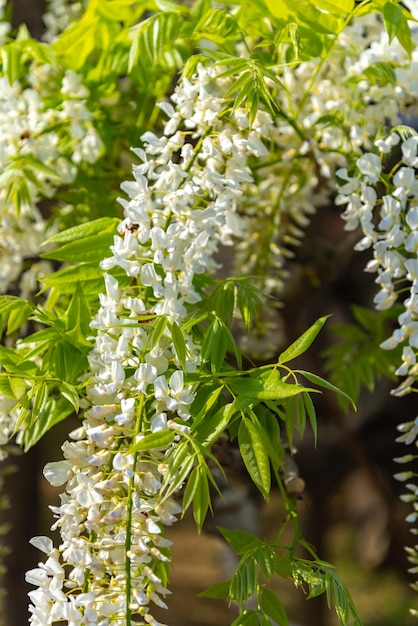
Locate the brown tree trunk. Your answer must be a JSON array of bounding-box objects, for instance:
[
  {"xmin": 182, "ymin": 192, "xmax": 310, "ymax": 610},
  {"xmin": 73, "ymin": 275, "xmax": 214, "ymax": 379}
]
[{"xmin": 12, "ymin": 0, "xmax": 45, "ymax": 39}]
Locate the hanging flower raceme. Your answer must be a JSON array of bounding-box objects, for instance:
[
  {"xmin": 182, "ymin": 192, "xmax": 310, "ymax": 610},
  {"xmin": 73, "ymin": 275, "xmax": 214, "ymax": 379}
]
[
  {"xmin": 25, "ymin": 63, "xmax": 282, "ymax": 625},
  {"xmin": 336, "ymin": 131, "xmax": 418, "ymax": 591}
]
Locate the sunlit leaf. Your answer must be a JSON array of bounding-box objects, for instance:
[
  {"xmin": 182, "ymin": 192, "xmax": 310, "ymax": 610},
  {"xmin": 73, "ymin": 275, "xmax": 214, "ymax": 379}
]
[
  {"xmin": 279, "ymin": 316, "xmax": 329, "ymax": 363},
  {"xmin": 228, "ymin": 369, "xmax": 316, "ymax": 400},
  {"xmin": 130, "ymin": 430, "xmax": 175, "ymax": 453}
]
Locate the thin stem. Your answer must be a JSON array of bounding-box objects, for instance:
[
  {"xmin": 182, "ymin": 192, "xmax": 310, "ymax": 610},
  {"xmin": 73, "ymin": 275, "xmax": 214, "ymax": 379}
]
[{"xmin": 125, "ymin": 393, "xmax": 145, "ymax": 625}]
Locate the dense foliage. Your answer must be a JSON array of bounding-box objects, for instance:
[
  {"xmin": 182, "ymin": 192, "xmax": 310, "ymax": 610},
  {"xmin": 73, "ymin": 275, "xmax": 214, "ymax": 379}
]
[{"xmin": 0, "ymin": 0, "xmax": 417, "ymax": 624}]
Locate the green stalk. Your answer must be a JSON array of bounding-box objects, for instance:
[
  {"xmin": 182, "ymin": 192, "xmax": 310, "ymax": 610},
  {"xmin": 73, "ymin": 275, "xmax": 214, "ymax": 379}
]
[{"xmin": 125, "ymin": 394, "xmax": 145, "ymax": 625}]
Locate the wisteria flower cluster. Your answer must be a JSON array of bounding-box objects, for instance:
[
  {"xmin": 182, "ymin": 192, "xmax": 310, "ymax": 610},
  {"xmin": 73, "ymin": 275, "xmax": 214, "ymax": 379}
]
[
  {"xmin": 26, "ymin": 63, "xmax": 282, "ymax": 625},
  {"xmin": 0, "ymin": 65, "xmax": 102, "ymax": 294},
  {"xmin": 228, "ymin": 13, "xmax": 418, "ymax": 311},
  {"xmin": 336, "ymin": 131, "xmax": 418, "ymax": 588}
]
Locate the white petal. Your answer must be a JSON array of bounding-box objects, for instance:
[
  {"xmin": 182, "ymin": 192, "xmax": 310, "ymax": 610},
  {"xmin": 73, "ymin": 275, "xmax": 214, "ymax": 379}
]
[
  {"xmin": 43, "ymin": 461, "xmax": 72, "ymax": 487},
  {"xmin": 29, "ymin": 536, "xmax": 54, "ymax": 555}
]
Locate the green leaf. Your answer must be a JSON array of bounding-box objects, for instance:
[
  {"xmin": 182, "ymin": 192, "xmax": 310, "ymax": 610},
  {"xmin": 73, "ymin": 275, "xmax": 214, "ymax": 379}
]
[
  {"xmin": 41, "ymin": 232, "xmax": 116, "ymax": 263},
  {"xmin": 303, "ymin": 392, "xmax": 318, "ymax": 446},
  {"xmin": 30, "ymin": 383, "xmax": 49, "ymax": 426},
  {"xmin": 201, "ymin": 318, "xmax": 228, "ymax": 373},
  {"xmin": 169, "ymin": 320, "xmax": 187, "ymax": 371},
  {"xmin": 261, "ymin": 588, "xmax": 289, "ymax": 626},
  {"xmin": 192, "ymin": 467, "xmax": 210, "ymax": 530},
  {"xmin": 317, "ymin": 0, "xmax": 354, "ymax": 14},
  {"xmin": 279, "ymin": 316, "xmax": 329, "ymax": 364},
  {"xmin": 65, "ymin": 283, "xmax": 92, "ymax": 337},
  {"xmin": 9, "ymin": 377, "xmax": 27, "ymax": 400},
  {"xmin": 395, "ymin": 14, "xmax": 413, "ymax": 57},
  {"xmin": 238, "ymin": 416, "xmax": 271, "ymax": 500},
  {"xmin": 383, "ymin": 1, "xmax": 404, "ymax": 43},
  {"xmin": 43, "ymin": 217, "xmax": 119, "ymax": 246},
  {"xmin": 267, "ymin": 0, "xmax": 343, "ymax": 33},
  {"xmin": 50, "ymin": 5, "xmax": 108, "ymax": 70},
  {"xmin": 54, "ymin": 339, "xmax": 88, "ymax": 382},
  {"xmin": 192, "ymin": 382, "xmax": 224, "ymax": 427},
  {"xmin": 297, "ymin": 370, "xmax": 355, "ymax": 409},
  {"xmin": 283, "ymin": 395, "xmax": 296, "ymax": 449},
  {"xmin": 275, "ymin": 550, "xmax": 292, "ymax": 578},
  {"xmin": 295, "ymin": 2, "xmax": 343, "ymax": 33},
  {"xmin": 265, "ymin": 0, "xmax": 293, "ymax": 20},
  {"xmin": 217, "ymin": 527, "xmax": 263, "ymax": 556},
  {"xmin": 182, "ymin": 465, "xmax": 200, "ymax": 514},
  {"xmin": 193, "ymin": 396, "xmax": 250, "ymax": 446},
  {"xmin": 128, "ymin": 11, "xmax": 189, "ymax": 83},
  {"xmin": 193, "ymin": 7, "xmax": 237, "ymax": 44},
  {"xmin": 228, "ymin": 369, "xmax": 315, "ymax": 400},
  {"xmin": 59, "ymin": 382, "xmax": 80, "ymax": 413},
  {"xmin": 130, "ymin": 430, "xmax": 175, "ymax": 453},
  {"xmin": 230, "ymin": 610, "xmax": 259, "ymax": 626},
  {"xmin": 0, "ymin": 347, "xmax": 37, "ymax": 378},
  {"xmin": 1, "ymin": 43, "xmax": 23, "ymax": 84},
  {"xmin": 162, "ymin": 453, "xmax": 195, "ymax": 501},
  {"xmin": 0, "ymin": 296, "xmax": 33, "ymax": 338},
  {"xmin": 150, "ymin": 315, "xmax": 168, "ymax": 350},
  {"xmin": 198, "ymin": 580, "xmax": 230, "ymax": 599},
  {"xmin": 0, "ymin": 375, "xmax": 26, "ymax": 401},
  {"xmin": 40, "ymin": 262, "xmax": 105, "ymax": 296},
  {"xmin": 22, "ymin": 397, "xmax": 74, "ymax": 451},
  {"xmin": 6, "ymin": 301, "xmax": 32, "ymax": 336},
  {"xmin": 363, "ymin": 61, "xmax": 396, "ymax": 86}
]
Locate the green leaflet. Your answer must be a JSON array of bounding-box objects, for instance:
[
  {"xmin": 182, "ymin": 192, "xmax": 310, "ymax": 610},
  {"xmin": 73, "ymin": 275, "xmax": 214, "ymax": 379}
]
[
  {"xmin": 192, "ymin": 395, "xmax": 249, "ymax": 446},
  {"xmin": 198, "ymin": 580, "xmax": 230, "ymax": 599},
  {"xmin": 230, "ymin": 610, "xmax": 259, "ymax": 626},
  {"xmin": 162, "ymin": 452, "xmax": 195, "ymax": 501},
  {"xmin": 228, "ymin": 368, "xmax": 316, "ymax": 400},
  {"xmin": 192, "ymin": 7, "xmax": 237, "ymax": 45},
  {"xmin": 383, "ymin": 2, "xmax": 404, "ymax": 44},
  {"xmin": 41, "ymin": 232, "xmax": 116, "ymax": 263},
  {"xmin": 363, "ymin": 61, "xmax": 397, "ymax": 86},
  {"xmin": 0, "ymin": 156, "xmax": 60, "ymax": 212},
  {"xmin": 218, "ymin": 527, "xmax": 264, "ymax": 555},
  {"xmin": 261, "ymin": 588, "xmax": 289, "ymax": 626},
  {"xmin": 65, "ymin": 283, "xmax": 92, "ymax": 338},
  {"xmin": 43, "ymin": 217, "xmax": 119, "ymax": 246},
  {"xmin": 41, "ymin": 262, "xmax": 105, "ymax": 296},
  {"xmin": 0, "ymin": 374, "xmax": 26, "ymax": 401},
  {"xmin": 297, "ymin": 370, "xmax": 355, "ymax": 410},
  {"xmin": 22, "ymin": 397, "xmax": 74, "ymax": 451},
  {"xmin": 201, "ymin": 318, "xmax": 228, "ymax": 373},
  {"xmin": 191, "ymin": 382, "xmax": 224, "ymax": 427},
  {"xmin": 169, "ymin": 320, "xmax": 188, "ymax": 371},
  {"xmin": 191, "ymin": 466, "xmax": 210, "ymax": 530},
  {"xmin": 1, "ymin": 43, "xmax": 23, "ymax": 84},
  {"xmin": 129, "ymin": 430, "xmax": 175, "ymax": 453},
  {"xmin": 238, "ymin": 416, "xmax": 270, "ymax": 500},
  {"xmin": 128, "ymin": 12, "xmax": 190, "ymax": 81},
  {"xmin": 59, "ymin": 382, "xmax": 80, "ymax": 413},
  {"xmin": 53, "ymin": 339, "xmax": 88, "ymax": 382},
  {"xmin": 278, "ymin": 315, "xmax": 329, "ymax": 364},
  {"xmin": 266, "ymin": 0, "xmax": 344, "ymax": 32},
  {"xmin": 317, "ymin": 0, "xmax": 354, "ymax": 14},
  {"xmin": 0, "ymin": 296, "xmax": 32, "ymax": 338}
]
